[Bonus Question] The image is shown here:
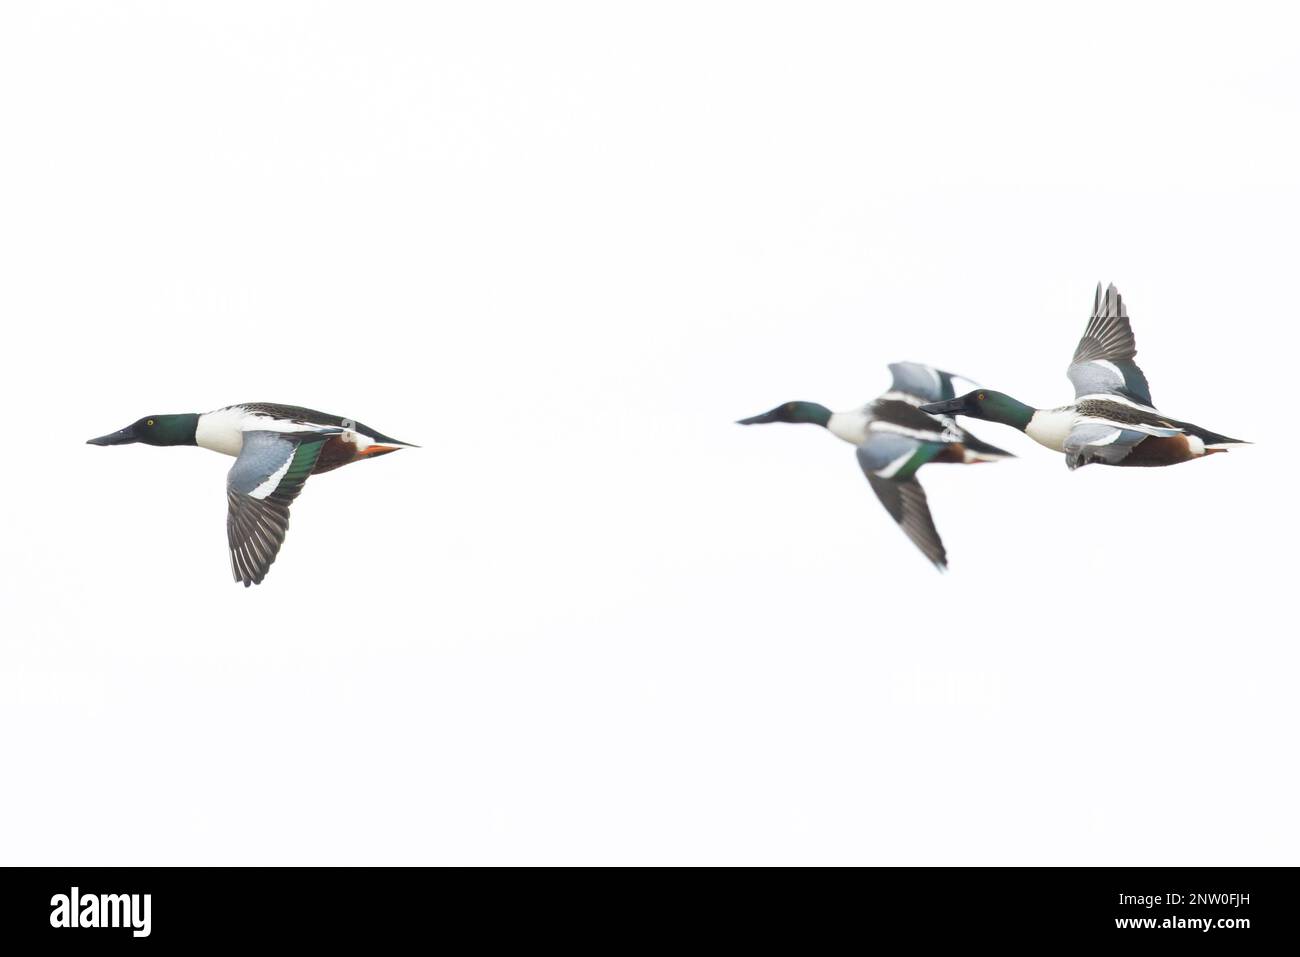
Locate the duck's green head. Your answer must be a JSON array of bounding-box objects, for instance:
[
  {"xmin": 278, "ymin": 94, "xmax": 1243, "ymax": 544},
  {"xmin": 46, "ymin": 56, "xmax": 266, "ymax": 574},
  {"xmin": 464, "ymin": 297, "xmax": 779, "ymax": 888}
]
[
  {"xmin": 919, "ymin": 389, "xmax": 1034, "ymax": 431},
  {"xmin": 736, "ymin": 401, "xmax": 832, "ymax": 428},
  {"xmin": 87, "ymin": 413, "xmax": 199, "ymax": 447}
]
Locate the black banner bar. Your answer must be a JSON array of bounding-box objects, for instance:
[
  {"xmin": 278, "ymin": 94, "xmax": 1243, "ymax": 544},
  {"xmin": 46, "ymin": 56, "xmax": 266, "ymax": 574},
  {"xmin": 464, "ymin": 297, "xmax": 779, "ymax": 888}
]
[{"xmin": 0, "ymin": 866, "xmax": 1292, "ymax": 946}]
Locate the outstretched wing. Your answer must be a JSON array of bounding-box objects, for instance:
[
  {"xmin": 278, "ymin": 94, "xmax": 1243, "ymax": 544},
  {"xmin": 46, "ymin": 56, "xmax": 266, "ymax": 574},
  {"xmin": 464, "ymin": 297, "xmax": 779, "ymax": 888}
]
[
  {"xmin": 856, "ymin": 434, "xmax": 947, "ymax": 569},
  {"xmin": 226, "ymin": 431, "xmax": 327, "ymax": 586},
  {"xmin": 886, "ymin": 362, "xmax": 959, "ymax": 404},
  {"xmin": 1066, "ymin": 283, "xmax": 1154, "ymax": 407}
]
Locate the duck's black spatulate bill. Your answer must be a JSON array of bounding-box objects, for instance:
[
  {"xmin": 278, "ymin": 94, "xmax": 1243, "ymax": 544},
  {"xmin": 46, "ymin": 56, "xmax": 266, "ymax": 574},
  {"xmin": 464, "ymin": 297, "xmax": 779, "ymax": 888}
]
[
  {"xmin": 918, "ymin": 396, "xmax": 971, "ymax": 416},
  {"xmin": 87, "ymin": 427, "xmax": 139, "ymax": 446}
]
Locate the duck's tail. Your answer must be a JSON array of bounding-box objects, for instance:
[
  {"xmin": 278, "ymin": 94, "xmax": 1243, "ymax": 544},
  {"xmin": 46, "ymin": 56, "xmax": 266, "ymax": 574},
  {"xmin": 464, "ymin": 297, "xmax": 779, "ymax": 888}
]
[
  {"xmin": 958, "ymin": 430, "xmax": 1016, "ymax": 462},
  {"xmin": 352, "ymin": 422, "xmax": 419, "ymax": 448},
  {"xmin": 1183, "ymin": 423, "xmax": 1250, "ymax": 447},
  {"xmin": 353, "ymin": 425, "xmax": 418, "ymax": 459},
  {"xmin": 369, "ymin": 433, "xmax": 419, "ymax": 448}
]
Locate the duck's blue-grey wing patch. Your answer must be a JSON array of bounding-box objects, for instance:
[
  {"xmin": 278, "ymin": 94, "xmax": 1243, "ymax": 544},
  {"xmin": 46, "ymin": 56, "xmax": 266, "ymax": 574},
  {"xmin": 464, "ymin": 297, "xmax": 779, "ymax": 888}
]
[
  {"xmin": 1062, "ymin": 421, "xmax": 1148, "ymax": 470},
  {"xmin": 887, "ymin": 362, "xmax": 958, "ymax": 403},
  {"xmin": 1067, "ymin": 283, "xmax": 1154, "ymax": 406},
  {"xmin": 226, "ymin": 431, "xmax": 326, "ymax": 587},
  {"xmin": 856, "ymin": 431, "xmax": 926, "ymax": 475}
]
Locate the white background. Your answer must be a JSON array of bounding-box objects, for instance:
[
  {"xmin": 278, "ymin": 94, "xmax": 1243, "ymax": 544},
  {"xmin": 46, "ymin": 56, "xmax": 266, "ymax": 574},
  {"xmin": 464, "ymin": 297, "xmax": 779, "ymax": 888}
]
[{"xmin": 1, "ymin": 2, "xmax": 1296, "ymax": 865}]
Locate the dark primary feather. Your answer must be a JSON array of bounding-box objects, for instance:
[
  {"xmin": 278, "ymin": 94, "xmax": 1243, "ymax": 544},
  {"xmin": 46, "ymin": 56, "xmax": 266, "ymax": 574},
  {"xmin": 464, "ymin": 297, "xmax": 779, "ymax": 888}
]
[
  {"xmin": 1072, "ymin": 283, "xmax": 1138, "ymax": 365},
  {"xmin": 1067, "ymin": 283, "xmax": 1154, "ymax": 406},
  {"xmin": 865, "ymin": 473, "xmax": 947, "ymax": 569}
]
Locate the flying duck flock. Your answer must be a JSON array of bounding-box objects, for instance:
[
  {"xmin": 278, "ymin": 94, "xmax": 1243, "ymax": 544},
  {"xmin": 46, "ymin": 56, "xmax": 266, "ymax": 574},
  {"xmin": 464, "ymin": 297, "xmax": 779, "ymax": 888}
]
[
  {"xmin": 739, "ymin": 283, "xmax": 1247, "ymax": 569},
  {"xmin": 87, "ymin": 404, "xmax": 415, "ymax": 586},
  {"xmin": 86, "ymin": 283, "xmax": 1245, "ymax": 583}
]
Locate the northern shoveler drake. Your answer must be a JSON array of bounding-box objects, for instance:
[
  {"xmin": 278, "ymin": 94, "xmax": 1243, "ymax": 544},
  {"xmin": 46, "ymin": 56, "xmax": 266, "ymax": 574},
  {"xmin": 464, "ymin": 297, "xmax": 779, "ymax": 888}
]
[
  {"xmin": 737, "ymin": 362, "xmax": 1014, "ymax": 569},
  {"xmin": 919, "ymin": 284, "xmax": 1249, "ymax": 469},
  {"xmin": 87, "ymin": 403, "xmax": 416, "ymax": 586}
]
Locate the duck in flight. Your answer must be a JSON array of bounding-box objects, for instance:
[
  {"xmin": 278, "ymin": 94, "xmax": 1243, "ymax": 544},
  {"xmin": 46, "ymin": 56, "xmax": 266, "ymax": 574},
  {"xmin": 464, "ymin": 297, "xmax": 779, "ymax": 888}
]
[
  {"xmin": 918, "ymin": 284, "xmax": 1247, "ymax": 469},
  {"xmin": 737, "ymin": 362, "xmax": 1014, "ymax": 569},
  {"xmin": 87, "ymin": 403, "xmax": 415, "ymax": 586}
]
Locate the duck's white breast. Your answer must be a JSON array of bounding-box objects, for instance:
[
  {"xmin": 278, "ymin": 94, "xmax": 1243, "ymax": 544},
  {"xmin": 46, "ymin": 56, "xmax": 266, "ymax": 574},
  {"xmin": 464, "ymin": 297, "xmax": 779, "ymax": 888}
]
[
  {"xmin": 827, "ymin": 411, "xmax": 870, "ymax": 446},
  {"xmin": 195, "ymin": 407, "xmax": 249, "ymax": 456},
  {"xmin": 1024, "ymin": 407, "xmax": 1076, "ymax": 452}
]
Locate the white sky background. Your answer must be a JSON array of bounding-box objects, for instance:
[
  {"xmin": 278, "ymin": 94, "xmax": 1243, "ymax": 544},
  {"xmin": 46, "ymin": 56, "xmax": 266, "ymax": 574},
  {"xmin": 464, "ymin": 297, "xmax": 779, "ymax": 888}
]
[{"xmin": 1, "ymin": 2, "xmax": 1297, "ymax": 865}]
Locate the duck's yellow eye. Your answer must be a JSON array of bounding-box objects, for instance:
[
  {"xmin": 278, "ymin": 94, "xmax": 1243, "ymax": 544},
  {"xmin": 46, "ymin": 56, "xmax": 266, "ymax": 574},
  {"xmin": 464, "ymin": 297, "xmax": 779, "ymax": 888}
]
[
  {"xmin": 977, "ymin": 393, "xmax": 985, "ymax": 402},
  {"xmin": 147, "ymin": 419, "xmax": 154, "ymax": 426}
]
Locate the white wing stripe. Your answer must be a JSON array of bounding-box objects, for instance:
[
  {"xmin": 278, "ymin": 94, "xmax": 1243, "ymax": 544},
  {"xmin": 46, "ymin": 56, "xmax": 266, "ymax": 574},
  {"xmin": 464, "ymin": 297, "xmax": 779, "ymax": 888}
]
[
  {"xmin": 1090, "ymin": 359, "xmax": 1124, "ymax": 379},
  {"xmin": 1085, "ymin": 428, "xmax": 1123, "ymax": 447},
  {"xmin": 249, "ymin": 456, "xmax": 293, "ymax": 500},
  {"xmin": 875, "ymin": 449, "xmax": 915, "ymax": 479}
]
